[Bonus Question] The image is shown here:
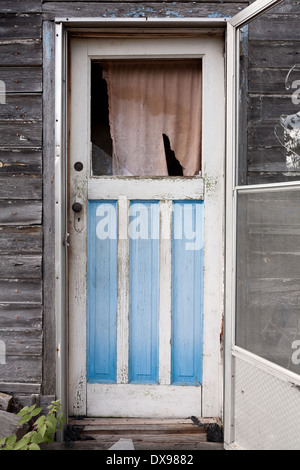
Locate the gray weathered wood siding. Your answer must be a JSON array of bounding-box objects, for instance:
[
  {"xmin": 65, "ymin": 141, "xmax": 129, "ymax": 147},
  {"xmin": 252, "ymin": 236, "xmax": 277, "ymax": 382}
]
[
  {"xmin": 0, "ymin": 0, "xmax": 43, "ymax": 403},
  {"xmin": 243, "ymin": 0, "xmax": 300, "ymax": 184}
]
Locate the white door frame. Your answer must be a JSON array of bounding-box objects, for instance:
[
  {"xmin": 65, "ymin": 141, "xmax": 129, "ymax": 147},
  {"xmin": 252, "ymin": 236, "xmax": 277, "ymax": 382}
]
[{"xmin": 55, "ymin": 17, "xmax": 227, "ymax": 423}]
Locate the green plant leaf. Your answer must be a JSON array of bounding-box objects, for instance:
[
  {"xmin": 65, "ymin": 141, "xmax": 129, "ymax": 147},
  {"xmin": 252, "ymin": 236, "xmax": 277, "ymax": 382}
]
[
  {"xmin": 28, "ymin": 443, "xmax": 40, "ymax": 451},
  {"xmin": 28, "ymin": 404, "xmax": 37, "ymax": 413},
  {"xmin": 6, "ymin": 435, "xmax": 17, "ymax": 447},
  {"xmin": 31, "ymin": 432, "xmax": 45, "ymax": 445},
  {"xmin": 13, "ymin": 436, "xmax": 30, "ymax": 450},
  {"xmin": 46, "ymin": 414, "xmax": 57, "ymax": 434},
  {"xmin": 34, "ymin": 415, "xmax": 46, "ymax": 427},
  {"xmin": 18, "ymin": 414, "xmax": 32, "ymax": 425},
  {"xmin": 16, "ymin": 406, "xmax": 29, "ymax": 417},
  {"xmin": 31, "ymin": 407, "xmax": 43, "ymax": 417},
  {"xmin": 39, "ymin": 423, "xmax": 47, "ymax": 438}
]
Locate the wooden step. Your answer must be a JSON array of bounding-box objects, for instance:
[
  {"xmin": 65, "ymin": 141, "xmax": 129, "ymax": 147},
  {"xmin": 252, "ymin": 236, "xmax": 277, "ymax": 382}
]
[{"xmin": 68, "ymin": 417, "xmax": 220, "ymax": 435}]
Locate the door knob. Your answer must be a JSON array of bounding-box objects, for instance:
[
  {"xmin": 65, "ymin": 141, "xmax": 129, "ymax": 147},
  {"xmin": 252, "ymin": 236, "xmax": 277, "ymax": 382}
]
[{"xmin": 72, "ymin": 202, "xmax": 83, "ymax": 213}]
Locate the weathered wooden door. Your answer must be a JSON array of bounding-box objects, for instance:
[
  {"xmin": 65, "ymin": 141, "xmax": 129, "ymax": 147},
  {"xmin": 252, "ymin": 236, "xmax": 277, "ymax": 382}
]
[
  {"xmin": 68, "ymin": 34, "xmax": 225, "ymax": 418},
  {"xmin": 225, "ymin": 0, "xmax": 300, "ymax": 449}
]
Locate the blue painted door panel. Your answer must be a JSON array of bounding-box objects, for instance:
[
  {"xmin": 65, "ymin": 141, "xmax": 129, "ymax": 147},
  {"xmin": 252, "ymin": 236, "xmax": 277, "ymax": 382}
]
[
  {"xmin": 87, "ymin": 201, "xmax": 118, "ymax": 383},
  {"xmin": 87, "ymin": 199, "xmax": 204, "ymax": 387},
  {"xmin": 128, "ymin": 201, "xmax": 160, "ymax": 384},
  {"xmin": 171, "ymin": 201, "xmax": 204, "ymax": 385}
]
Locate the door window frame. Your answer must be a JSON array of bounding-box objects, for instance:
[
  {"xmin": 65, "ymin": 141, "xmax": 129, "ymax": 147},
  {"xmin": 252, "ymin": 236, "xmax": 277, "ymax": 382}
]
[{"xmin": 54, "ymin": 17, "xmax": 227, "ymax": 425}]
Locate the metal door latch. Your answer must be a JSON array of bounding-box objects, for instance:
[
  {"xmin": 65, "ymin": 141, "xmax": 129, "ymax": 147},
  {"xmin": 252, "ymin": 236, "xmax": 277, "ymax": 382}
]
[{"xmin": 64, "ymin": 232, "xmax": 70, "ymax": 247}]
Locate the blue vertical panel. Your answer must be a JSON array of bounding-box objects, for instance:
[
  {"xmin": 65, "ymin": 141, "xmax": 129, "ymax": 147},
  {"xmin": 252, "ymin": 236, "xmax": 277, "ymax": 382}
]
[
  {"xmin": 129, "ymin": 201, "xmax": 160, "ymax": 384},
  {"xmin": 87, "ymin": 201, "xmax": 118, "ymax": 383},
  {"xmin": 171, "ymin": 201, "xmax": 204, "ymax": 385}
]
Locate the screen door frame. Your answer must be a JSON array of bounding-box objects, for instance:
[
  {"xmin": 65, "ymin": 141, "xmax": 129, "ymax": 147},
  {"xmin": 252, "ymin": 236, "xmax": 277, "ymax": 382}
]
[{"xmin": 224, "ymin": 0, "xmax": 300, "ymax": 449}]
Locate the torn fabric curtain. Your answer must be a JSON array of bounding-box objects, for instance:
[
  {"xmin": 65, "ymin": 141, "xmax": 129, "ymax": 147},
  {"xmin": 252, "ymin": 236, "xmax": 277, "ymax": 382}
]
[{"xmin": 102, "ymin": 60, "xmax": 202, "ymax": 176}]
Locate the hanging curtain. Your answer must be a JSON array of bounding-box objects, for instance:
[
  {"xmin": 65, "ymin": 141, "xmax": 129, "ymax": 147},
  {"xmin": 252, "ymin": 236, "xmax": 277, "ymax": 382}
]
[{"xmin": 103, "ymin": 60, "xmax": 202, "ymax": 176}]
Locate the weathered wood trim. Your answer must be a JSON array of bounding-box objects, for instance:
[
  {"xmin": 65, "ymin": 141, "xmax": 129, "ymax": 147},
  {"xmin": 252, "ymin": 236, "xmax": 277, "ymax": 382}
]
[
  {"xmin": 42, "ymin": 20, "xmax": 56, "ymax": 396},
  {"xmin": 43, "ymin": 2, "xmax": 248, "ymax": 20},
  {"xmin": 88, "ymin": 177, "xmax": 204, "ymax": 200},
  {"xmin": 116, "ymin": 196, "xmax": 129, "ymax": 384},
  {"xmin": 159, "ymin": 200, "xmax": 172, "ymax": 386},
  {"xmin": 0, "ymin": 382, "xmax": 41, "ymax": 394},
  {"xmin": 44, "ymin": 0, "xmax": 248, "ymax": 2}
]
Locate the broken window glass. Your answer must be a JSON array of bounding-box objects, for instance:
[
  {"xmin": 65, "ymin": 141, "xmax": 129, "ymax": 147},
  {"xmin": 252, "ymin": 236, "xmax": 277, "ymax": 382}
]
[{"xmin": 91, "ymin": 60, "xmax": 202, "ymax": 177}]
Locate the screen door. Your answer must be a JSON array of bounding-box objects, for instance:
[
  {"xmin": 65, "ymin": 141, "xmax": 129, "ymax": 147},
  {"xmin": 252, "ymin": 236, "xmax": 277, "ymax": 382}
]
[{"xmin": 225, "ymin": 0, "xmax": 300, "ymax": 450}]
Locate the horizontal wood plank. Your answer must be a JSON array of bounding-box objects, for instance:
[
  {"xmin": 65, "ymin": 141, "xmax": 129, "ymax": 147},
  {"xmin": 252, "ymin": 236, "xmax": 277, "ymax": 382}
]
[
  {"xmin": 0, "ymin": 356, "xmax": 42, "ymax": 383},
  {"xmin": 0, "ymin": 67, "xmax": 42, "ymax": 94},
  {"xmin": 248, "ymin": 252, "xmax": 300, "ymax": 279},
  {"xmin": 0, "ymin": 255, "xmax": 42, "ymax": 280},
  {"xmin": 0, "ymin": 304, "xmax": 42, "ymax": 330},
  {"xmin": 1, "ymin": 1, "xmax": 42, "ymax": 13},
  {"xmin": 0, "ymin": 280, "xmax": 42, "ymax": 304},
  {"xmin": 248, "ymin": 122, "xmax": 284, "ymax": 148},
  {"xmin": 247, "ymin": 147, "xmax": 289, "ymax": 173},
  {"xmin": 249, "ymin": 68, "xmax": 294, "ymax": 95},
  {"xmin": 248, "ymin": 95, "xmax": 298, "ymax": 123},
  {"xmin": 0, "ymin": 226, "xmax": 42, "ymax": 254},
  {"xmin": 0, "ymin": 382, "xmax": 41, "ymax": 394},
  {"xmin": 42, "ymin": 2, "xmax": 247, "ymax": 19},
  {"xmin": 0, "ymin": 40, "xmax": 42, "ymax": 66},
  {"xmin": 249, "ymin": 15, "xmax": 300, "ymax": 41},
  {"xmin": 249, "ymin": 41, "xmax": 300, "ymax": 69},
  {"xmin": 0, "ymin": 149, "xmax": 42, "ymax": 175},
  {"xmin": 0, "ymin": 94, "xmax": 42, "ymax": 122},
  {"xmin": 0, "ymin": 122, "xmax": 42, "ymax": 148},
  {"xmin": 0, "ymin": 176, "xmax": 42, "ymax": 200},
  {"xmin": 0, "ymin": 200, "xmax": 42, "ymax": 225},
  {"xmin": 247, "ymin": 278, "xmax": 300, "ymax": 308},
  {"xmin": 0, "ymin": 330, "xmax": 42, "ymax": 356},
  {"xmin": 0, "ymin": 14, "xmax": 42, "ymax": 40}
]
